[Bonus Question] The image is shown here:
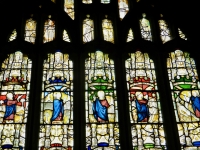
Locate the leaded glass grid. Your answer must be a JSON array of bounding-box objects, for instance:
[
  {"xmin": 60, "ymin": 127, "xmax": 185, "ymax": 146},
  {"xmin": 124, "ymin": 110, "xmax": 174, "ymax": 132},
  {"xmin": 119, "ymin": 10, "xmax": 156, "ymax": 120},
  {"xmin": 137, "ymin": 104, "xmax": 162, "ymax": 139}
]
[
  {"xmin": 24, "ymin": 18, "xmax": 37, "ymax": 44},
  {"xmin": 0, "ymin": 51, "xmax": 32, "ymax": 149},
  {"xmin": 167, "ymin": 50, "xmax": 200, "ymax": 149},
  {"xmin": 85, "ymin": 51, "xmax": 120, "ymax": 150},
  {"xmin": 158, "ymin": 20, "xmax": 171, "ymax": 44},
  {"xmin": 125, "ymin": 51, "xmax": 167, "ymax": 149}
]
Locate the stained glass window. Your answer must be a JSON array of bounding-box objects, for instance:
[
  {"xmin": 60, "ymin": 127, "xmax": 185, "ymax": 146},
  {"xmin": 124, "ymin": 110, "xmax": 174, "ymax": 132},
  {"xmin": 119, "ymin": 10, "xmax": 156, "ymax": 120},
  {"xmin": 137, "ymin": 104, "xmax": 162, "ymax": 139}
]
[
  {"xmin": 64, "ymin": 0, "xmax": 75, "ymax": 20},
  {"xmin": 126, "ymin": 51, "xmax": 167, "ymax": 149},
  {"xmin": 85, "ymin": 51, "xmax": 120, "ymax": 149},
  {"xmin": 38, "ymin": 51, "xmax": 74, "ymax": 150},
  {"xmin": 127, "ymin": 28, "xmax": 134, "ymax": 42},
  {"xmin": 83, "ymin": 0, "xmax": 92, "ymax": 4},
  {"xmin": 101, "ymin": 0, "xmax": 110, "ymax": 4},
  {"xmin": 43, "ymin": 18, "xmax": 55, "ymax": 43},
  {"xmin": 8, "ymin": 29, "xmax": 17, "ymax": 42},
  {"xmin": 118, "ymin": 0, "xmax": 129, "ymax": 20},
  {"xmin": 178, "ymin": 28, "xmax": 187, "ymax": 40},
  {"xmin": 83, "ymin": 16, "xmax": 94, "ymax": 43},
  {"xmin": 158, "ymin": 20, "xmax": 171, "ymax": 43},
  {"xmin": 139, "ymin": 13, "xmax": 152, "ymax": 41},
  {"xmin": 0, "ymin": 51, "xmax": 32, "ymax": 149},
  {"xmin": 24, "ymin": 18, "xmax": 37, "ymax": 44},
  {"xmin": 63, "ymin": 30, "xmax": 71, "ymax": 42},
  {"xmin": 102, "ymin": 18, "xmax": 114, "ymax": 43},
  {"xmin": 167, "ymin": 50, "xmax": 200, "ymax": 149}
]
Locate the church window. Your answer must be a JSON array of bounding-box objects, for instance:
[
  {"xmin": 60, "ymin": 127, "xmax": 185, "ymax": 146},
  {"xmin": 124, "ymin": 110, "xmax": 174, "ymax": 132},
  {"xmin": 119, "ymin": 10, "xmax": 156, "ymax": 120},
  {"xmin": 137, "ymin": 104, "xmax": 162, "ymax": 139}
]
[
  {"xmin": 85, "ymin": 51, "xmax": 120, "ymax": 149},
  {"xmin": 43, "ymin": 17, "xmax": 55, "ymax": 43},
  {"xmin": 139, "ymin": 13, "xmax": 152, "ymax": 41},
  {"xmin": 102, "ymin": 17, "xmax": 114, "ymax": 43},
  {"xmin": 0, "ymin": 51, "xmax": 32, "ymax": 149},
  {"xmin": 38, "ymin": 51, "xmax": 74, "ymax": 149},
  {"xmin": 63, "ymin": 30, "xmax": 71, "ymax": 42},
  {"xmin": 158, "ymin": 19, "xmax": 171, "ymax": 43},
  {"xmin": 64, "ymin": 0, "xmax": 75, "ymax": 20},
  {"xmin": 167, "ymin": 50, "xmax": 200, "ymax": 149},
  {"xmin": 127, "ymin": 28, "xmax": 134, "ymax": 42},
  {"xmin": 82, "ymin": 0, "xmax": 92, "ymax": 4},
  {"xmin": 178, "ymin": 28, "xmax": 187, "ymax": 40},
  {"xmin": 125, "ymin": 51, "xmax": 167, "ymax": 149},
  {"xmin": 118, "ymin": 0, "xmax": 129, "ymax": 20},
  {"xmin": 83, "ymin": 16, "xmax": 94, "ymax": 43},
  {"xmin": 24, "ymin": 18, "xmax": 37, "ymax": 44},
  {"xmin": 8, "ymin": 29, "xmax": 17, "ymax": 42}
]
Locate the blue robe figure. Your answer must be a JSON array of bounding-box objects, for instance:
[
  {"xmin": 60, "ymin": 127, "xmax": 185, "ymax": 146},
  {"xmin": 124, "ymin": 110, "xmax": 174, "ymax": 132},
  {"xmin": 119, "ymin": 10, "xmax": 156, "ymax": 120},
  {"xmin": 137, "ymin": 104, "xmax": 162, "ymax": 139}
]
[
  {"xmin": 51, "ymin": 99, "xmax": 64, "ymax": 121},
  {"xmin": 92, "ymin": 98, "xmax": 109, "ymax": 122},
  {"xmin": 190, "ymin": 96, "xmax": 200, "ymax": 118},
  {"xmin": 135, "ymin": 99, "xmax": 149, "ymax": 122}
]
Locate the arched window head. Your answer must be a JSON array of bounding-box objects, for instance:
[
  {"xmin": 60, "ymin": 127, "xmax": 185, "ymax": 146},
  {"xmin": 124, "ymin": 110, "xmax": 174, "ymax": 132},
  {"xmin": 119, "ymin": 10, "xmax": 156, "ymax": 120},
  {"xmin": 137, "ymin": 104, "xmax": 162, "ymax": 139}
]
[
  {"xmin": 83, "ymin": 15, "xmax": 94, "ymax": 43},
  {"xmin": 118, "ymin": 0, "xmax": 129, "ymax": 20},
  {"xmin": 167, "ymin": 50, "xmax": 200, "ymax": 148},
  {"xmin": 178, "ymin": 28, "xmax": 187, "ymax": 40},
  {"xmin": 82, "ymin": 0, "xmax": 92, "ymax": 4},
  {"xmin": 125, "ymin": 51, "xmax": 167, "ymax": 149},
  {"xmin": 158, "ymin": 19, "xmax": 171, "ymax": 43},
  {"xmin": 8, "ymin": 29, "xmax": 17, "ymax": 42},
  {"xmin": 39, "ymin": 51, "xmax": 74, "ymax": 149},
  {"xmin": 101, "ymin": 0, "xmax": 110, "ymax": 4},
  {"xmin": 0, "ymin": 51, "xmax": 32, "ymax": 149},
  {"xmin": 24, "ymin": 18, "xmax": 37, "ymax": 44},
  {"xmin": 127, "ymin": 28, "xmax": 134, "ymax": 42},
  {"xmin": 102, "ymin": 16, "xmax": 114, "ymax": 43},
  {"xmin": 139, "ymin": 13, "xmax": 152, "ymax": 41},
  {"xmin": 85, "ymin": 51, "xmax": 120, "ymax": 149},
  {"xmin": 43, "ymin": 17, "xmax": 55, "ymax": 43},
  {"xmin": 63, "ymin": 30, "xmax": 71, "ymax": 42},
  {"xmin": 64, "ymin": 0, "xmax": 75, "ymax": 20}
]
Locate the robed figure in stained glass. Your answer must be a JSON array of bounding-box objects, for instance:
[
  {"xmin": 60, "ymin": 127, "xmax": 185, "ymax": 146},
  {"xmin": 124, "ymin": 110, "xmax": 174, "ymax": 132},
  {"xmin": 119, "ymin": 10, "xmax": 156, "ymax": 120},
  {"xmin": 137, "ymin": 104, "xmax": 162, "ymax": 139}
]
[{"xmin": 93, "ymin": 90, "xmax": 110, "ymax": 122}]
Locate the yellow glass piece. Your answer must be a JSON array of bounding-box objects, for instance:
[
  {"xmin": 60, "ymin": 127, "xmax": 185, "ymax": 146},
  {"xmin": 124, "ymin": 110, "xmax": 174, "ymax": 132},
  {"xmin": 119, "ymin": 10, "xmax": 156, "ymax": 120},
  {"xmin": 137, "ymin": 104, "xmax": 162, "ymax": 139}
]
[
  {"xmin": 64, "ymin": 0, "xmax": 75, "ymax": 20},
  {"xmin": 63, "ymin": 30, "xmax": 70, "ymax": 42},
  {"xmin": 24, "ymin": 18, "xmax": 37, "ymax": 44},
  {"xmin": 82, "ymin": 0, "xmax": 92, "ymax": 4},
  {"xmin": 139, "ymin": 14, "xmax": 152, "ymax": 41},
  {"xmin": 158, "ymin": 20, "xmax": 171, "ymax": 43},
  {"xmin": 51, "ymin": 0, "xmax": 56, "ymax": 3},
  {"xmin": 127, "ymin": 28, "xmax": 134, "ymax": 42},
  {"xmin": 178, "ymin": 28, "xmax": 187, "ymax": 40},
  {"xmin": 118, "ymin": 0, "xmax": 129, "ymax": 20},
  {"xmin": 8, "ymin": 29, "xmax": 17, "ymax": 42},
  {"xmin": 101, "ymin": 0, "xmax": 110, "ymax": 3},
  {"xmin": 83, "ymin": 18, "xmax": 94, "ymax": 43},
  {"xmin": 43, "ymin": 19, "xmax": 55, "ymax": 43},
  {"xmin": 102, "ymin": 19, "xmax": 114, "ymax": 43}
]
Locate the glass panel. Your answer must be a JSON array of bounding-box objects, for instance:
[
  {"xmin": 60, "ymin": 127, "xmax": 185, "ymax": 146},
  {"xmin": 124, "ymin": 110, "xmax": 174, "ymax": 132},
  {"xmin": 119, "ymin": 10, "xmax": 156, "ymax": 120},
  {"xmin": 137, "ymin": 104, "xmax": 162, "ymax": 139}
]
[
  {"xmin": 63, "ymin": 30, "xmax": 71, "ymax": 42},
  {"xmin": 158, "ymin": 20, "xmax": 171, "ymax": 43},
  {"xmin": 51, "ymin": 0, "xmax": 56, "ymax": 3},
  {"xmin": 38, "ymin": 51, "xmax": 74, "ymax": 150},
  {"xmin": 85, "ymin": 51, "xmax": 120, "ymax": 149},
  {"xmin": 118, "ymin": 0, "xmax": 129, "ymax": 20},
  {"xmin": 83, "ymin": 17, "xmax": 94, "ymax": 43},
  {"xmin": 178, "ymin": 28, "xmax": 187, "ymax": 40},
  {"xmin": 101, "ymin": 0, "xmax": 110, "ymax": 4},
  {"xmin": 83, "ymin": 0, "xmax": 92, "ymax": 4},
  {"xmin": 43, "ymin": 19, "xmax": 55, "ymax": 43},
  {"xmin": 127, "ymin": 28, "xmax": 134, "ymax": 42},
  {"xmin": 8, "ymin": 29, "xmax": 17, "ymax": 42},
  {"xmin": 64, "ymin": 0, "xmax": 75, "ymax": 20},
  {"xmin": 24, "ymin": 18, "xmax": 37, "ymax": 44},
  {"xmin": 167, "ymin": 50, "xmax": 200, "ymax": 149},
  {"xmin": 102, "ymin": 18, "xmax": 114, "ymax": 43},
  {"xmin": 139, "ymin": 13, "xmax": 152, "ymax": 41},
  {"xmin": 0, "ymin": 51, "xmax": 32, "ymax": 149},
  {"xmin": 126, "ymin": 51, "xmax": 167, "ymax": 149}
]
